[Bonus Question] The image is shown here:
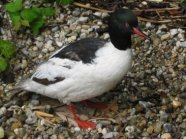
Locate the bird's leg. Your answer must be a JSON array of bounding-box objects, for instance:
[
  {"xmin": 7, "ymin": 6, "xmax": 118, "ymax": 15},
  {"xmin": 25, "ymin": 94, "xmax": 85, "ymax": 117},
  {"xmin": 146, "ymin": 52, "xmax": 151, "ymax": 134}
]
[
  {"xmin": 81, "ymin": 100, "xmax": 108, "ymax": 110},
  {"xmin": 69, "ymin": 103, "xmax": 96, "ymax": 129}
]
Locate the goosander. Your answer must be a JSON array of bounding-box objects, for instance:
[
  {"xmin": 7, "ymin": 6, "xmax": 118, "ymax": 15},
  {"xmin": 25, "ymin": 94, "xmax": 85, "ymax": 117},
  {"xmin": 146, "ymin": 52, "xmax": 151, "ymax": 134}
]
[{"xmin": 15, "ymin": 9, "xmax": 149, "ymax": 129}]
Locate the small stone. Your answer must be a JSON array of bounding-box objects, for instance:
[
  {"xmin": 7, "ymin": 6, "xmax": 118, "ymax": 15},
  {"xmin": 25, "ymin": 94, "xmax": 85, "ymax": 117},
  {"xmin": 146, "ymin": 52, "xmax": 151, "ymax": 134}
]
[
  {"xmin": 80, "ymin": 33, "xmax": 86, "ymax": 39},
  {"xmin": 58, "ymin": 134, "xmax": 65, "ymax": 139},
  {"xmin": 102, "ymin": 13, "xmax": 108, "ymax": 18},
  {"xmin": 163, "ymin": 123, "xmax": 172, "ymax": 133},
  {"xmin": 146, "ymin": 22, "xmax": 151, "ymax": 28},
  {"xmin": 0, "ymin": 107, "xmax": 6, "ymax": 116},
  {"xmin": 14, "ymin": 128, "xmax": 26, "ymax": 138},
  {"xmin": 21, "ymin": 60, "xmax": 28, "ymax": 69},
  {"xmin": 142, "ymin": 1, "xmax": 148, "ymax": 5},
  {"xmin": 125, "ymin": 126, "xmax": 135, "ymax": 138},
  {"xmin": 11, "ymin": 121, "xmax": 22, "ymax": 131},
  {"xmin": 170, "ymin": 29, "xmax": 178, "ymax": 36},
  {"xmin": 78, "ymin": 17, "xmax": 88, "ymax": 23},
  {"xmin": 32, "ymin": 46, "xmax": 38, "ymax": 51},
  {"xmin": 56, "ymin": 41, "xmax": 63, "ymax": 47},
  {"xmin": 172, "ymin": 100, "xmax": 182, "ymax": 108},
  {"xmin": 103, "ymin": 33, "xmax": 109, "ymax": 40},
  {"xmin": 0, "ymin": 127, "xmax": 4, "ymax": 139},
  {"xmin": 146, "ymin": 126, "xmax": 154, "ymax": 134},
  {"xmin": 159, "ymin": 24, "xmax": 167, "ymax": 31},
  {"xmin": 76, "ymin": 134, "xmax": 83, "ymax": 139},
  {"xmin": 74, "ymin": 127, "xmax": 80, "ymax": 132},
  {"xmin": 94, "ymin": 12, "xmax": 102, "ymax": 17},
  {"xmin": 161, "ymin": 133, "xmax": 172, "ymax": 139},
  {"xmin": 48, "ymin": 46, "xmax": 55, "ymax": 52},
  {"xmin": 102, "ymin": 132, "xmax": 118, "ymax": 139},
  {"xmin": 154, "ymin": 122, "xmax": 162, "ymax": 133},
  {"xmin": 72, "ymin": 10, "xmax": 81, "ymax": 16},
  {"xmin": 180, "ymin": 41, "xmax": 186, "ymax": 48},
  {"xmin": 50, "ymin": 134, "xmax": 57, "ymax": 139},
  {"xmin": 30, "ymin": 100, "xmax": 39, "ymax": 106},
  {"xmin": 178, "ymin": 33, "xmax": 184, "ymax": 41},
  {"xmin": 25, "ymin": 112, "xmax": 37, "ymax": 124},
  {"xmin": 102, "ymin": 128, "xmax": 107, "ymax": 135},
  {"xmin": 161, "ymin": 33, "xmax": 170, "ymax": 41}
]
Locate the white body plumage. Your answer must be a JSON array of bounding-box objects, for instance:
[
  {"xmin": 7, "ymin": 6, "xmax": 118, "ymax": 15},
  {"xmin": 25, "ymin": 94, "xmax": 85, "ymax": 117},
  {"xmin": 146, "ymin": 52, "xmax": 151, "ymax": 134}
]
[{"xmin": 19, "ymin": 42, "xmax": 132, "ymax": 104}]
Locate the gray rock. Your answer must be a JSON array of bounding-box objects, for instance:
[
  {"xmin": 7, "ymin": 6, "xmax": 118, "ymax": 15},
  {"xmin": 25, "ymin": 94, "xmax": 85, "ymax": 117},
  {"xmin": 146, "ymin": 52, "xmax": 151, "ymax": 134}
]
[
  {"xmin": 163, "ymin": 123, "xmax": 172, "ymax": 133},
  {"xmin": 161, "ymin": 33, "xmax": 170, "ymax": 41},
  {"xmin": 0, "ymin": 107, "xmax": 6, "ymax": 117},
  {"xmin": 50, "ymin": 134, "xmax": 58, "ymax": 139},
  {"xmin": 72, "ymin": 9, "xmax": 81, "ymax": 16},
  {"xmin": 170, "ymin": 29, "xmax": 178, "ymax": 36},
  {"xmin": 25, "ymin": 112, "xmax": 37, "ymax": 124},
  {"xmin": 103, "ymin": 132, "xmax": 118, "ymax": 139},
  {"xmin": 78, "ymin": 17, "xmax": 88, "ymax": 23},
  {"xmin": 180, "ymin": 41, "xmax": 186, "ymax": 48},
  {"xmin": 14, "ymin": 128, "xmax": 26, "ymax": 138},
  {"xmin": 125, "ymin": 126, "xmax": 136, "ymax": 138}
]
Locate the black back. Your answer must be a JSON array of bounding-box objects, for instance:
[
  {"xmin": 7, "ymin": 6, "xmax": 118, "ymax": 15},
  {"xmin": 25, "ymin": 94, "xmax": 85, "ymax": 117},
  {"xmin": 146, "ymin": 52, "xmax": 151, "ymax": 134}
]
[{"xmin": 52, "ymin": 38, "xmax": 106, "ymax": 63}]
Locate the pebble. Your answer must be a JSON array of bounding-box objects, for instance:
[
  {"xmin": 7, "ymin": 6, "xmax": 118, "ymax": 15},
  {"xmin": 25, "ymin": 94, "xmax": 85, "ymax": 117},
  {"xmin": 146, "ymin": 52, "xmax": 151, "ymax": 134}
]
[
  {"xmin": 74, "ymin": 127, "xmax": 80, "ymax": 132},
  {"xmin": 14, "ymin": 128, "xmax": 26, "ymax": 138},
  {"xmin": 170, "ymin": 29, "xmax": 178, "ymax": 36},
  {"xmin": 29, "ymin": 100, "xmax": 39, "ymax": 106},
  {"xmin": 25, "ymin": 112, "xmax": 37, "ymax": 124},
  {"xmin": 102, "ymin": 132, "xmax": 118, "ymax": 139},
  {"xmin": 180, "ymin": 41, "xmax": 186, "ymax": 48},
  {"xmin": 72, "ymin": 10, "xmax": 81, "ymax": 17},
  {"xmin": 102, "ymin": 128, "xmax": 107, "ymax": 135},
  {"xmin": 172, "ymin": 100, "xmax": 182, "ymax": 108},
  {"xmin": 125, "ymin": 126, "xmax": 135, "ymax": 138},
  {"xmin": 94, "ymin": 12, "xmax": 102, "ymax": 17},
  {"xmin": 161, "ymin": 33, "xmax": 170, "ymax": 41},
  {"xmin": 163, "ymin": 123, "xmax": 172, "ymax": 133},
  {"xmin": 0, "ymin": 127, "xmax": 4, "ymax": 139},
  {"xmin": 50, "ymin": 134, "xmax": 58, "ymax": 139},
  {"xmin": 146, "ymin": 126, "xmax": 154, "ymax": 134},
  {"xmin": 153, "ymin": 122, "xmax": 162, "ymax": 133},
  {"xmin": 78, "ymin": 17, "xmax": 88, "ymax": 23},
  {"xmin": 0, "ymin": 107, "xmax": 6, "ymax": 116},
  {"xmin": 146, "ymin": 22, "xmax": 152, "ymax": 29},
  {"xmin": 161, "ymin": 133, "xmax": 172, "ymax": 139}
]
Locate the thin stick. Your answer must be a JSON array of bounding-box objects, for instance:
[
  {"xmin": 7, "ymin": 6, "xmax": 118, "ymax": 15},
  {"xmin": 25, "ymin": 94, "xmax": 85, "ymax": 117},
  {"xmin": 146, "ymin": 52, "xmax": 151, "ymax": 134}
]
[
  {"xmin": 73, "ymin": 2, "xmax": 112, "ymax": 13},
  {"xmin": 138, "ymin": 17, "xmax": 172, "ymax": 23},
  {"xmin": 35, "ymin": 111, "xmax": 54, "ymax": 118}
]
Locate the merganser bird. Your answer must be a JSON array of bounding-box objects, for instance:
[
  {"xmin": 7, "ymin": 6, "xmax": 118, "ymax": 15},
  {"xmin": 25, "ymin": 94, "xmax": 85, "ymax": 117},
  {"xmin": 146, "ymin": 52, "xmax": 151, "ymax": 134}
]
[{"xmin": 15, "ymin": 9, "xmax": 149, "ymax": 129}]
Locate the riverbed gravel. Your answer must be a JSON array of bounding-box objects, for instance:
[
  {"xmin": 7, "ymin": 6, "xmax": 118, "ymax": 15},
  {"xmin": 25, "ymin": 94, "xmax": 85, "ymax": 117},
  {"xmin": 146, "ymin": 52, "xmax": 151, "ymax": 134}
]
[{"xmin": 0, "ymin": 2, "xmax": 186, "ymax": 139}]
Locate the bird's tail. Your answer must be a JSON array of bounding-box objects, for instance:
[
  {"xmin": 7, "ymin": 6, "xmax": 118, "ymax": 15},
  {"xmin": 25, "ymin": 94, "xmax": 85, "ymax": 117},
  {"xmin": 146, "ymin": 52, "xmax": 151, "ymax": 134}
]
[{"xmin": 7, "ymin": 79, "xmax": 29, "ymax": 95}]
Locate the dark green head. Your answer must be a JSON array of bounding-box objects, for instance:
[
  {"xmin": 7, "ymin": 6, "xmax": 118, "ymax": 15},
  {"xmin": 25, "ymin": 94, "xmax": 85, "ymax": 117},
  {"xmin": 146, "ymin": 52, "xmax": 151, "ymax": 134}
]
[{"xmin": 108, "ymin": 9, "xmax": 148, "ymax": 50}]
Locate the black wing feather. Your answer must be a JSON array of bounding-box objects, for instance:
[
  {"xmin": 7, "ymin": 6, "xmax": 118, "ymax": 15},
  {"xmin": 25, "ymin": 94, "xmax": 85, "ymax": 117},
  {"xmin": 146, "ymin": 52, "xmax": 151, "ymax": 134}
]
[{"xmin": 52, "ymin": 38, "xmax": 106, "ymax": 63}]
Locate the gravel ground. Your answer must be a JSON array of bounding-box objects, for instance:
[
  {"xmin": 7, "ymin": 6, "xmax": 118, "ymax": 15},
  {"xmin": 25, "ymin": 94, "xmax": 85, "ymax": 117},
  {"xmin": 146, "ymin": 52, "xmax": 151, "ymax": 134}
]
[{"xmin": 0, "ymin": 2, "xmax": 186, "ymax": 139}]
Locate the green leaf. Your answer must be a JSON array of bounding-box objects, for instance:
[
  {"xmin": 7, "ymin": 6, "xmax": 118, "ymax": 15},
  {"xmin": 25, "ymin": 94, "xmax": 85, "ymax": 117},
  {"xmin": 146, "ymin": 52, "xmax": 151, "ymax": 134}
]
[
  {"xmin": 40, "ymin": 7, "xmax": 55, "ymax": 17},
  {"xmin": 5, "ymin": 0, "xmax": 23, "ymax": 13},
  {"xmin": 31, "ymin": 18, "xmax": 44, "ymax": 35},
  {"xmin": 21, "ymin": 20, "xmax": 30, "ymax": 26},
  {"xmin": 0, "ymin": 40, "xmax": 16, "ymax": 59},
  {"xmin": 9, "ymin": 13, "xmax": 21, "ymax": 30},
  {"xmin": 0, "ymin": 57, "xmax": 8, "ymax": 73},
  {"xmin": 21, "ymin": 8, "xmax": 39, "ymax": 22},
  {"xmin": 57, "ymin": 0, "xmax": 73, "ymax": 5}
]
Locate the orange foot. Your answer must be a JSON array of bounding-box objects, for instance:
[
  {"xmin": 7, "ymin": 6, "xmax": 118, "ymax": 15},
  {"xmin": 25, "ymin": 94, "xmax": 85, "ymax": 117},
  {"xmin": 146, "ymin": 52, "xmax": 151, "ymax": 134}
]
[
  {"xmin": 81, "ymin": 100, "xmax": 108, "ymax": 110},
  {"xmin": 69, "ymin": 103, "xmax": 96, "ymax": 129}
]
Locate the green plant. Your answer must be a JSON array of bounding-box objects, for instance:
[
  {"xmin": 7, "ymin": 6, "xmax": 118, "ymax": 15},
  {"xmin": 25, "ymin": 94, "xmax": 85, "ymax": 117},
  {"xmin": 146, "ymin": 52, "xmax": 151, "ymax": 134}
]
[
  {"xmin": 5, "ymin": 0, "xmax": 55, "ymax": 34},
  {"xmin": 0, "ymin": 40, "xmax": 16, "ymax": 73},
  {"xmin": 56, "ymin": 0, "xmax": 73, "ymax": 5}
]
